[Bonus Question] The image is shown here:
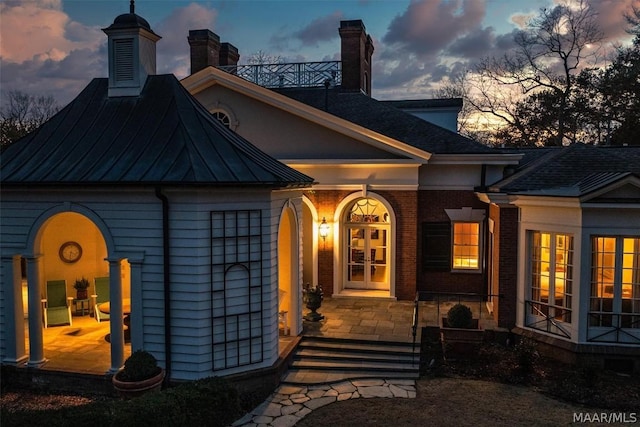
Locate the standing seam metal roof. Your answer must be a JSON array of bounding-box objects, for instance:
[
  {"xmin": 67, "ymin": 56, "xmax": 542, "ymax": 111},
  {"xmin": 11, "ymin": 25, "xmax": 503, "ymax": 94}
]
[{"xmin": 1, "ymin": 75, "xmax": 314, "ymax": 187}]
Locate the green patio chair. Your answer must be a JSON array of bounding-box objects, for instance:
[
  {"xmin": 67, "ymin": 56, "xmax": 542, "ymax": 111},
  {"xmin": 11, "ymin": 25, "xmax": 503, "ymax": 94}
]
[
  {"xmin": 92, "ymin": 276, "xmax": 110, "ymax": 323},
  {"xmin": 42, "ymin": 280, "xmax": 72, "ymax": 328}
]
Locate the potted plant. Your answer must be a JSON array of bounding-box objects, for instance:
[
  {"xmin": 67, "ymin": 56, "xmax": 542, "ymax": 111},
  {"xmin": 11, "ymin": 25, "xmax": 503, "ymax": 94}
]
[
  {"xmin": 112, "ymin": 349, "xmax": 165, "ymax": 398},
  {"xmin": 73, "ymin": 277, "xmax": 90, "ymax": 300},
  {"xmin": 440, "ymin": 303, "xmax": 483, "ymax": 360},
  {"xmin": 303, "ymin": 283, "xmax": 324, "ymax": 321}
]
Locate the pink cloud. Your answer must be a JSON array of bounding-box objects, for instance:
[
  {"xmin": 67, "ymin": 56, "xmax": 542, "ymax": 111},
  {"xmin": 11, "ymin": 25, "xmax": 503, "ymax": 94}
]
[{"xmin": 0, "ymin": 1, "xmax": 102, "ymax": 63}]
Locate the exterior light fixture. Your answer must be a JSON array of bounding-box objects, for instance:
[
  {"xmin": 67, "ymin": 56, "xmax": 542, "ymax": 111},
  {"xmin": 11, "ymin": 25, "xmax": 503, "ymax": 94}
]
[{"xmin": 319, "ymin": 217, "xmax": 330, "ymax": 241}]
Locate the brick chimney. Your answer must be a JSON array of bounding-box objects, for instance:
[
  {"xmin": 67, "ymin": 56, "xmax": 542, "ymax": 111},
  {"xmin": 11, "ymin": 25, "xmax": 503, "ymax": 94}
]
[
  {"xmin": 219, "ymin": 42, "xmax": 240, "ymax": 67},
  {"xmin": 339, "ymin": 20, "xmax": 374, "ymax": 95},
  {"xmin": 188, "ymin": 29, "xmax": 220, "ymax": 74}
]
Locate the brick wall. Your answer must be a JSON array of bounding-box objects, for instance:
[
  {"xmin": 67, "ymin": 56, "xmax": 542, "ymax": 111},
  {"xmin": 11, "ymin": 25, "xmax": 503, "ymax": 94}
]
[
  {"xmin": 417, "ymin": 190, "xmax": 489, "ymax": 295},
  {"xmin": 304, "ymin": 189, "xmax": 416, "ymax": 300}
]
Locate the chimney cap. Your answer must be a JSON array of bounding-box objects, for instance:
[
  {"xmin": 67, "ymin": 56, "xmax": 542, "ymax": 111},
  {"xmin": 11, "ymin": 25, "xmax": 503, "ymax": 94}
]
[
  {"xmin": 340, "ymin": 20, "xmax": 366, "ymax": 31},
  {"xmin": 188, "ymin": 29, "xmax": 220, "ymax": 42}
]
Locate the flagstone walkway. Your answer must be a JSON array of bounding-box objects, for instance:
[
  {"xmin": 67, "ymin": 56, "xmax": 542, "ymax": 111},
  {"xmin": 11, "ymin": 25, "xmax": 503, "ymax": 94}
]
[{"xmin": 232, "ymin": 378, "xmax": 416, "ymax": 427}]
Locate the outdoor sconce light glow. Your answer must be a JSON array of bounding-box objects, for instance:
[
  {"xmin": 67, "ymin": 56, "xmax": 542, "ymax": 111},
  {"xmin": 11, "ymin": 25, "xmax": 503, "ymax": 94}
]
[{"xmin": 319, "ymin": 217, "xmax": 330, "ymax": 241}]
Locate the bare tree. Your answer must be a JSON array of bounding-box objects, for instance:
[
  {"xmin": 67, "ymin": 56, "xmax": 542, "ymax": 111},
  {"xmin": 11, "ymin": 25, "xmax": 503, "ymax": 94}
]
[
  {"xmin": 470, "ymin": 0, "xmax": 604, "ymax": 146},
  {"xmin": 246, "ymin": 50, "xmax": 283, "ymax": 65},
  {"xmin": 1, "ymin": 91, "xmax": 59, "ymax": 149}
]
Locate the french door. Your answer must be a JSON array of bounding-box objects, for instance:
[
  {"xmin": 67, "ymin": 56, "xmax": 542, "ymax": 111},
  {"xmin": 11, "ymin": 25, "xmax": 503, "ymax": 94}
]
[{"xmin": 345, "ymin": 225, "xmax": 389, "ymax": 290}]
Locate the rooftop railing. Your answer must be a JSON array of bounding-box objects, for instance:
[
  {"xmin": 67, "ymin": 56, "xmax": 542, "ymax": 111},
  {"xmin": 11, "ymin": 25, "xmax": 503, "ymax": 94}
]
[{"xmin": 216, "ymin": 61, "xmax": 341, "ymax": 89}]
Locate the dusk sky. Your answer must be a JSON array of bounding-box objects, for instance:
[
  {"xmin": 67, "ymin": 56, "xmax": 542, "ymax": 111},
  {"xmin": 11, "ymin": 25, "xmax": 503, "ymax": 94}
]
[{"xmin": 1, "ymin": 0, "xmax": 638, "ymax": 108}]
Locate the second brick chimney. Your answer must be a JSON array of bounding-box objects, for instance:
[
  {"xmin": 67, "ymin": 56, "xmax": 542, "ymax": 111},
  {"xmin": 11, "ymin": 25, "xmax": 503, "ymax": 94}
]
[
  {"xmin": 339, "ymin": 20, "xmax": 374, "ymax": 95},
  {"xmin": 188, "ymin": 30, "xmax": 240, "ymax": 74}
]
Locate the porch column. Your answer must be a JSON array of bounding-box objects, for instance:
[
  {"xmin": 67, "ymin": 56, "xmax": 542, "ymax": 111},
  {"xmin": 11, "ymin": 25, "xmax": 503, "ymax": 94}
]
[
  {"xmin": 128, "ymin": 256, "xmax": 144, "ymax": 351},
  {"xmin": 26, "ymin": 255, "xmax": 45, "ymax": 367},
  {"xmin": 1, "ymin": 256, "xmax": 26, "ymax": 365},
  {"xmin": 107, "ymin": 258, "xmax": 125, "ymax": 374}
]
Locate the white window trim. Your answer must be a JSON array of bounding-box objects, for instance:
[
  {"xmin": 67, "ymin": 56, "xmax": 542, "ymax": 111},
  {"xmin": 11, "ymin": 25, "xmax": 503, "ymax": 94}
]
[{"xmin": 445, "ymin": 208, "xmax": 485, "ymax": 273}]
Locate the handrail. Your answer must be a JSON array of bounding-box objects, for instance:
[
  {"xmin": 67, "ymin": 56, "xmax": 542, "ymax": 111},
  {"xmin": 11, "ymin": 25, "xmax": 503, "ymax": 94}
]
[
  {"xmin": 412, "ymin": 294, "xmax": 419, "ymax": 365},
  {"xmin": 216, "ymin": 61, "xmax": 342, "ymax": 89},
  {"xmin": 411, "ymin": 291, "xmax": 503, "ymax": 366},
  {"xmin": 587, "ymin": 311, "xmax": 640, "ymax": 343},
  {"xmin": 524, "ymin": 300, "xmax": 571, "ymax": 338}
]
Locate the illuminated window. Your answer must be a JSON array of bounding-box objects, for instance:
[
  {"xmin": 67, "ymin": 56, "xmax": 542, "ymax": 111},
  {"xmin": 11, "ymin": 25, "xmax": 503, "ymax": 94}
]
[
  {"xmin": 452, "ymin": 222, "xmax": 480, "ymax": 270},
  {"xmin": 529, "ymin": 231, "xmax": 573, "ymax": 323},
  {"xmin": 590, "ymin": 236, "xmax": 640, "ymax": 329}
]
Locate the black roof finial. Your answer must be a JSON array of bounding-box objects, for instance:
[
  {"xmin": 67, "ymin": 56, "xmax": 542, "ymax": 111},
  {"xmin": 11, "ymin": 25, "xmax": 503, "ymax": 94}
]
[{"xmin": 130, "ymin": 0, "xmax": 135, "ymax": 14}]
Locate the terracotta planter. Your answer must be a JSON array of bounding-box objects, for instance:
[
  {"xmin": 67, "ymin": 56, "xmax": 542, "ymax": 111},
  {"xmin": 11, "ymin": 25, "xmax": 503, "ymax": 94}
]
[{"xmin": 112, "ymin": 368, "xmax": 165, "ymax": 399}]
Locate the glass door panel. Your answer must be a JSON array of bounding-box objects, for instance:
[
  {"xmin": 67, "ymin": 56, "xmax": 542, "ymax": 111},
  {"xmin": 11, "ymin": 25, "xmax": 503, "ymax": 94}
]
[
  {"xmin": 369, "ymin": 227, "xmax": 387, "ymax": 288},
  {"xmin": 345, "ymin": 226, "xmax": 388, "ymax": 290},
  {"xmin": 347, "ymin": 227, "xmax": 366, "ymax": 287}
]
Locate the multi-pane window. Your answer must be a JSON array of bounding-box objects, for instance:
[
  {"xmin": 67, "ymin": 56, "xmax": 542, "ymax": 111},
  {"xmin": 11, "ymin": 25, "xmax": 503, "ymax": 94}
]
[
  {"xmin": 452, "ymin": 222, "xmax": 480, "ymax": 270},
  {"xmin": 212, "ymin": 111, "xmax": 231, "ymax": 128},
  {"xmin": 590, "ymin": 236, "xmax": 640, "ymax": 329},
  {"xmin": 529, "ymin": 231, "xmax": 573, "ymax": 322}
]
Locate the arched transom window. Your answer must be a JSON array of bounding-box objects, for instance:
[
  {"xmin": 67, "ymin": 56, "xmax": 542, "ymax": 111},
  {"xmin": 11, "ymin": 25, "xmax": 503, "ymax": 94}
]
[
  {"xmin": 348, "ymin": 198, "xmax": 389, "ymax": 224},
  {"xmin": 212, "ymin": 111, "xmax": 231, "ymax": 128}
]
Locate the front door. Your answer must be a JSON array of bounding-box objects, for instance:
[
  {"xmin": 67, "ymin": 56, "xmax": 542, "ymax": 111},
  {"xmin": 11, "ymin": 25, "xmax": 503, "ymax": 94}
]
[
  {"xmin": 346, "ymin": 225, "xmax": 389, "ymax": 290},
  {"xmin": 343, "ymin": 195, "xmax": 391, "ymax": 291}
]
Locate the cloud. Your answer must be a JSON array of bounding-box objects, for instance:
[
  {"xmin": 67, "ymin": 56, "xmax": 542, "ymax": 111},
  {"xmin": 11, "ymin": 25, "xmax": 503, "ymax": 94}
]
[
  {"xmin": 587, "ymin": 0, "xmax": 639, "ymax": 43},
  {"xmin": 0, "ymin": 1, "xmax": 105, "ymax": 106},
  {"xmin": 269, "ymin": 11, "xmax": 343, "ymax": 51},
  {"xmin": 383, "ymin": 0, "xmax": 487, "ymax": 57},
  {"xmin": 155, "ymin": 3, "xmax": 218, "ymax": 78},
  {"xmin": 0, "ymin": 0, "xmax": 102, "ymax": 63},
  {"xmin": 294, "ymin": 11, "xmax": 344, "ymax": 47},
  {"xmin": 446, "ymin": 26, "xmax": 496, "ymax": 59}
]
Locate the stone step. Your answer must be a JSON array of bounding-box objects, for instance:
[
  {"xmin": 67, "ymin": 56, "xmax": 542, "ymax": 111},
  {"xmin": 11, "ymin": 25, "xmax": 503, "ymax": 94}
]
[
  {"xmin": 282, "ymin": 336, "xmax": 420, "ymax": 385},
  {"xmin": 291, "ymin": 358, "xmax": 418, "ymax": 371},
  {"xmin": 281, "ymin": 369, "xmax": 419, "ymax": 385},
  {"xmin": 295, "ymin": 348, "xmax": 416, "ymax": 363},
  {"xmin": 299, "ymin": 337, "xmax": 417, "ymax": 355}
]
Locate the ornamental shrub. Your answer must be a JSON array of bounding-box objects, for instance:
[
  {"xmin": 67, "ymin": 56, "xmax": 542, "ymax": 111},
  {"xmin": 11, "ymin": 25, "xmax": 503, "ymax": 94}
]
[
  {"xmin": 446, "ymin": 303, "xmax": 473, "ymax": 329},
  {"xmin": 119, "ymin": 350, "xmax": 159, "ymax": 382}
]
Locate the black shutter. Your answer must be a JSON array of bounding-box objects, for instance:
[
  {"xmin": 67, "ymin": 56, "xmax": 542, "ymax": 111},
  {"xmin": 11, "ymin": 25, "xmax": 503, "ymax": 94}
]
[{"xmin": 422, "ymin": 221, "xmax": 451, "ymax": 271}]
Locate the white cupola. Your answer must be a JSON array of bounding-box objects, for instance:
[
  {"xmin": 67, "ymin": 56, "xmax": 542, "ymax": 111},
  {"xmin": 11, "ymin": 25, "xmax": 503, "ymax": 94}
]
[{"xmin": 102, "ymin": 0, "xmax": 161, "ymax": 97}]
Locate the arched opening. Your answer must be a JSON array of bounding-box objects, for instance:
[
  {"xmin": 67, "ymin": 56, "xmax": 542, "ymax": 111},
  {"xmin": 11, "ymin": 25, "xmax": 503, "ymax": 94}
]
[
  {"xmin": 278, "ymin": 204, "xmax": 300, "ymax": 341},
  {"xmin": 23, "ymin": 211, "xmax": 131, "ymax": 373},
  {"xmin": 301, "ymin": 197, "xmax": 319, "ymax": 289},
  {"xmin": 334, "ymin": 193, "xmax": 396, "ymax": 298}
]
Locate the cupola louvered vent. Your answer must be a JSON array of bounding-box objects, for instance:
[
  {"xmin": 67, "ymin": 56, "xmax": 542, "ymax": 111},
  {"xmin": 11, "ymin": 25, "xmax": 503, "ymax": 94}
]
[{"xmin": 114, "ymin": 38, "xmax": 134, "ymax": 81}]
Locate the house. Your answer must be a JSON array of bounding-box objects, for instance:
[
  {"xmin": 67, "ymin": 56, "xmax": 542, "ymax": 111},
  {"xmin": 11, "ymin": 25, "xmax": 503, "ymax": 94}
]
[
  {"xmin": 479, "ymin": 144, "xmax": 640, "ymax": 366},
  {"xmin": 1, "ymin": 6, "xmax": 638, "ymax": 385},
  {"xmin": 182, "ymin": 20, "xmax": 639, "ymax": 369},
  {"xmin": 0, "ymin": 7, "xmax": 313, "ymax": 381}
]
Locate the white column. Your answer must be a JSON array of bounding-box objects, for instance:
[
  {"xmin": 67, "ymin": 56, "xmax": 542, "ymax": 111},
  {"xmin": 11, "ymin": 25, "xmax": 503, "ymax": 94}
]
[
  {"xmin": 128, "ymin": 257, "xmax": 144, "ymax": 351},
  {"xmin": 1, "ymin": 256, "xmax": 27, "ymax": 365},
  {"xmin": 26, "ymin": 255, "xmax": 45, "ymax": 367},
  {"xmin": 108, "ymin": 258, "xmax": 125, "ymax": 374}
]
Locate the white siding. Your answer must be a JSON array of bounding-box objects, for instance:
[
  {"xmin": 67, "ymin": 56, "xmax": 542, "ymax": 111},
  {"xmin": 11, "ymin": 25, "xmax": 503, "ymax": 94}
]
[{"xmin": 1, "ymin": 186, "xmax": 306, "ymax": 380}]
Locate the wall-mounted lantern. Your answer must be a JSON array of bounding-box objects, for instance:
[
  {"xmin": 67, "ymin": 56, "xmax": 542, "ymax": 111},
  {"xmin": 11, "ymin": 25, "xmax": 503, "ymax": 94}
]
[{"xmin": 319, "ymin": 217, "xmax": 330, "ymax": 242}]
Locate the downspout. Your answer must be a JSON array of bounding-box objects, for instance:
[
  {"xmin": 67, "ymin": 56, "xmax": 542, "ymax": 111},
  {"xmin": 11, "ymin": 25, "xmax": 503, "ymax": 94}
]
[{"xmin": 155, "ymin": 187, "xmax": 172, "ymax": 382}]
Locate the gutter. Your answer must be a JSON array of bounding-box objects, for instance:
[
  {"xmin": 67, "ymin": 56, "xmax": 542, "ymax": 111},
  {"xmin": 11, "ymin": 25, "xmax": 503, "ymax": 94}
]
[{"xmin": 155, "ymin": 187, "xmax": 172, "ymax": 383}]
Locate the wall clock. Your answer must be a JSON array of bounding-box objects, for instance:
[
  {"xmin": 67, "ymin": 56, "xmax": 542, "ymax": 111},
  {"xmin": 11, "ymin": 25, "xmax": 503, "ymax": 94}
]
[{"xmin": 59, "ymin": 241, "xmax": 82, "ymax": 263}]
